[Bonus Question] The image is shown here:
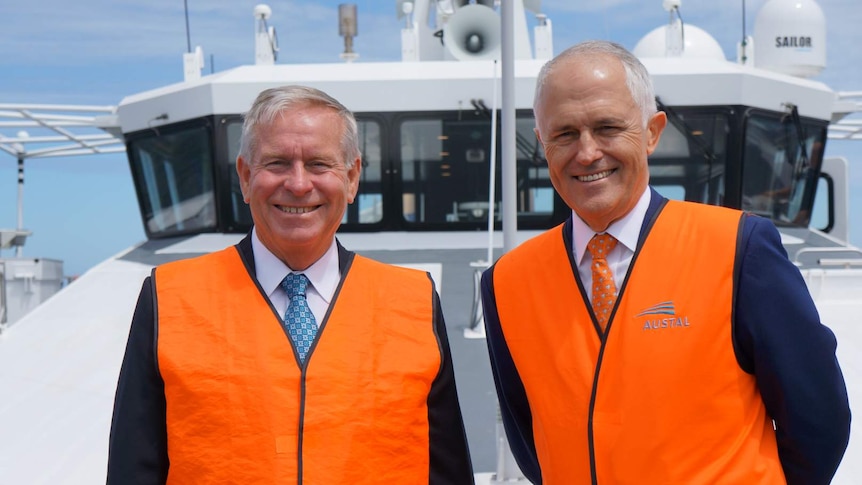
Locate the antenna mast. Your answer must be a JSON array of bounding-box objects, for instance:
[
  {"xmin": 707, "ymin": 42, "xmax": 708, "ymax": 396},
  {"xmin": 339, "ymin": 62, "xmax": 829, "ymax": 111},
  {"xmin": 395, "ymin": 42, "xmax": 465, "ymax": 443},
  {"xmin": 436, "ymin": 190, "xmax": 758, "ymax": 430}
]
[
  {"xmin": 184, "ymin": 0, "xmax": 192, "ymax": 53},
  {"xmin": 741, "ymin": 0, "xmax": 748, "ymax": 64},
  {"xmin": 182, "ymin": 0, "xmax": 205, "ymax": 80}
]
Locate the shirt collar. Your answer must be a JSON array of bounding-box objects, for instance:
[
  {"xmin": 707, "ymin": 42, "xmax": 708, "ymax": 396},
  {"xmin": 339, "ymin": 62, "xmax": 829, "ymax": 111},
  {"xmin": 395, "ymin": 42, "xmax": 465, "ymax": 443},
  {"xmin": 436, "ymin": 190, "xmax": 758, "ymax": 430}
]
[
  {"xmin": 572, "ymin": 187, "xmax": 651, "ymax": 265},
  {"xmin": 251, "ymin": 227, "xmax": 340, "ymax": 305}
]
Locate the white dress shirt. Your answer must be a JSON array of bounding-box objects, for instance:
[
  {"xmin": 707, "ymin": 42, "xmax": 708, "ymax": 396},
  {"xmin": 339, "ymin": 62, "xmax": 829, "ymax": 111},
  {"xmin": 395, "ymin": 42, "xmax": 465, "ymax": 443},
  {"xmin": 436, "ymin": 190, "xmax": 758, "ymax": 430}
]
[
  {"xmin": 250, "ymin": 227, "xmax": 341, "ymax": 326},
  {"xmin": 572, "ymin": 188, "xmax": 651, "ymax": 303}
]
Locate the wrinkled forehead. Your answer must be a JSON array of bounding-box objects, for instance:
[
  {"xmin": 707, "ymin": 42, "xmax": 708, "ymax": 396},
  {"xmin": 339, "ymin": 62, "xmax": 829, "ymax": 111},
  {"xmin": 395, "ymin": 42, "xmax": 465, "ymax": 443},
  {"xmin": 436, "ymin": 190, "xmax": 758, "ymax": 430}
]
[{"xmin": 536, "ymin": 54, "xmax": 628, "ymax": 111}]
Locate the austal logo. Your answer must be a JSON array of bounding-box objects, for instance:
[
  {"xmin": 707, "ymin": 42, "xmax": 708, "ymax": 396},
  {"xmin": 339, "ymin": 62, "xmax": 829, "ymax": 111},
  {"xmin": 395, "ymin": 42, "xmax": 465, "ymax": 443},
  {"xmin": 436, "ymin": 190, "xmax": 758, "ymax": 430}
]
[{"xmin": 635, "ymin": 301, "xmax": 691, "ymax": 331}]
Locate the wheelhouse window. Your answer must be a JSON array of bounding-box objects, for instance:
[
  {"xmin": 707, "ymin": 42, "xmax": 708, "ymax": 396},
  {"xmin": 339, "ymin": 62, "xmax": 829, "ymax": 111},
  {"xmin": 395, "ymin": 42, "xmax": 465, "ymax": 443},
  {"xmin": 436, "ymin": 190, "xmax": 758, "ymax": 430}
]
[
  {"xmin": 344, "ymin": 119, "xmax": 383, "ymax": 225},
  {"xmin": 131, "ymin": 111, "xmax": 558, "ymax": 237},
  {"xmin": 128, "ymin": 125, "xmax": 216, "ymax": 237},
  {"xmin": 516, "ymin": 117, "xmax": 554, "ymax": 221},
  {"xmin": 649, "ymin": 110, "xmax": 729, "ymax": 206},
  {"xmin": 398, "ymin": 113, "xmax": 552, "ymax": 228},
  {"xmin": 226, "ymin": 121, "xmax": 252, "ymax": 229},
  {"xmin": 741, "ymin": 111, "xmax": 826, "ymax": 226}
]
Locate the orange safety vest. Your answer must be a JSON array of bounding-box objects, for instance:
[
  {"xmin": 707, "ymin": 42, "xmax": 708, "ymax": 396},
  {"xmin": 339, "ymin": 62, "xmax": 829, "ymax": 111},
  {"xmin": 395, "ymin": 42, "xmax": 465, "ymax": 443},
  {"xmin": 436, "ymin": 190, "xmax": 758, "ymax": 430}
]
[
  {"xmin": 492, "ymin": 201, "xmax": 785, "ymax": 484},
  {"xmin": 154, "ymin": 248, "xmax": 441, "ymax": 484}
]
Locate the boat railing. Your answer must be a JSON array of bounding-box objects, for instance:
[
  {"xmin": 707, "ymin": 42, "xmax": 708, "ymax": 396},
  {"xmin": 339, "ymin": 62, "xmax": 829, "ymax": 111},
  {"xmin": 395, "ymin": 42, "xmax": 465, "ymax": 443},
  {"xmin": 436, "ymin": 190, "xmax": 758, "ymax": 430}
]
[
  {"xmin": 464, "ymin": 260, "xmax": 491, "ymax": 339},
  {"xmin": 794, "ymin": 246, "xmax": 862, "ymax": 268},
  {"xmin": 0, "ymin": 265, "xmax": 6, "ymax": 329}
]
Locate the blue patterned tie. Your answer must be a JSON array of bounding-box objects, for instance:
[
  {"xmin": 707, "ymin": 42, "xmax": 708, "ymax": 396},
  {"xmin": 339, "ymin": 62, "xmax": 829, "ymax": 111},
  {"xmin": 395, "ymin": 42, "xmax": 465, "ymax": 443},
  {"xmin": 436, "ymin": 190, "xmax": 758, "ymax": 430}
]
[{"xmin": 281, "ymin": 273, "xmax": 318, "ymax": 363}]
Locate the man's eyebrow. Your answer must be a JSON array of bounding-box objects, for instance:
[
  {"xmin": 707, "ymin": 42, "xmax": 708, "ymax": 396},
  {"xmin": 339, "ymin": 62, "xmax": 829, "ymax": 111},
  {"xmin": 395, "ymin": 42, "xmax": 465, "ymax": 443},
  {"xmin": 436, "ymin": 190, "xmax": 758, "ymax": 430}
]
[
  {"xmin": 547, "ymin": 120, "xmax": 577, "ymax": 133},
  {"xmin": 593, "ymin": 116, "xmax": 624, "ymax": 126}
]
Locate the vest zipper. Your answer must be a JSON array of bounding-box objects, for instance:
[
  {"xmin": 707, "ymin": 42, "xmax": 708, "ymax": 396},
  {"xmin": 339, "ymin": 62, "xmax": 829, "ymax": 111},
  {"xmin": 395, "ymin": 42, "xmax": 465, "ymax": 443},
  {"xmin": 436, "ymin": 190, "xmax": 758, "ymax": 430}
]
[{"xmin": 297, "ymin": 365, "xmax": 307, "ymax": 484}]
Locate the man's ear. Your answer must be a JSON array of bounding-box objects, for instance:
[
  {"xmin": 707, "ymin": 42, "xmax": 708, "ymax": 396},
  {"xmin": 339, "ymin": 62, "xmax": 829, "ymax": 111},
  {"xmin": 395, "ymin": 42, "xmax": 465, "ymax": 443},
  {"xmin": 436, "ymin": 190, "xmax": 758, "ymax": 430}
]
[
  {"xmin": 534, "ymin": 127, "xmax": 545, "ymax": 149},
  {"xmin": 645, "ymin": 111, "xmax": 668, "ymax": 155},
  {"xmin": 236, "ymin": 155, "xmax": 251, "ymax": 203},
  {"xmin": 346, "ymin": 156, "xmax": 362, "ymax": 204}
]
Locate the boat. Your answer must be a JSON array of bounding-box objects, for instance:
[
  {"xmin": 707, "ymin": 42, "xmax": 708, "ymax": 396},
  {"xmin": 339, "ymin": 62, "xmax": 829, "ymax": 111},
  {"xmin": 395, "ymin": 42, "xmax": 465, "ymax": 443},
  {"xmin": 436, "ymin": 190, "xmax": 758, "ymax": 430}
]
[{"xmin": 1, "ymin": 0, "xmax": 860, "ymax": 483}]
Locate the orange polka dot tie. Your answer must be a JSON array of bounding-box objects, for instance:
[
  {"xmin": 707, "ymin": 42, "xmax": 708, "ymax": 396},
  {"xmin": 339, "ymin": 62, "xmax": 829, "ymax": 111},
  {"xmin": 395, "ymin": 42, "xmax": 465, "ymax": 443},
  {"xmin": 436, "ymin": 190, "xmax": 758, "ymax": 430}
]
[{"xmin": 587, "ymin": 233, "xmax": 618, "ymax": 331}]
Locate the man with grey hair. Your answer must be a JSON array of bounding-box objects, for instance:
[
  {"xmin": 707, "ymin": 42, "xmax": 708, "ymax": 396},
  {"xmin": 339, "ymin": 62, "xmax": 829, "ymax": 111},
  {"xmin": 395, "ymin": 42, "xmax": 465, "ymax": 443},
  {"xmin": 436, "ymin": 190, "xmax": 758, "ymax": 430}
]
[
  {"xmin": 108, "ymin": 85, "xmax": 474, "ymax": 484},
  {"xmin": 481, "ymin": 41, "xmax": 849, "ymax": 484}
]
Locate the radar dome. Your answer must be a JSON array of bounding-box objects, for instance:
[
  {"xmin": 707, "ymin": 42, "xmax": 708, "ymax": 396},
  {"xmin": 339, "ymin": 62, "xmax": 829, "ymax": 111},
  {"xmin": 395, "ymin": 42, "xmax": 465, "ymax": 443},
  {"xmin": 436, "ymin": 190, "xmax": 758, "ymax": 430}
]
[
  {"xmin": 253, "ymin": 4, "xmax": 272, "ymax": 19},
  {"xmin": 753, "ymin": 0, "xmax": 825, "ymax": 78},
  {"xmin": 633, "ymin": 24, "xmax": 726, "ymax": 60}
]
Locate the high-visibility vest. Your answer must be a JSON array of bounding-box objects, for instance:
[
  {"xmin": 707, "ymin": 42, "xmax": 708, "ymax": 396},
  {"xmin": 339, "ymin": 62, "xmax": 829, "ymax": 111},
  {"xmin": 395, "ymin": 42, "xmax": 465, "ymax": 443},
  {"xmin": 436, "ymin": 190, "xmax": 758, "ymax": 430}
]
[
  {"xmin": 155, "ymin": 248, "xmax": 441, "ymax": 484},
  {"xmin": 492, "ymin": 201, "xmax": 784, "ymax": 484}
]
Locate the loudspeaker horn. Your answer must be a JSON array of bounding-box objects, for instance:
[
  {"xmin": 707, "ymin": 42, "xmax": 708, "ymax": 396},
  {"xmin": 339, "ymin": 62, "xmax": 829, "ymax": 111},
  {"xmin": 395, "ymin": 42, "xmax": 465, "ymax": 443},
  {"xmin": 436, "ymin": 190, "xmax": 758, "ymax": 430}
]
[{"xmin": 443, "ymin": 4, "xmax": 501, "ymax": 61}]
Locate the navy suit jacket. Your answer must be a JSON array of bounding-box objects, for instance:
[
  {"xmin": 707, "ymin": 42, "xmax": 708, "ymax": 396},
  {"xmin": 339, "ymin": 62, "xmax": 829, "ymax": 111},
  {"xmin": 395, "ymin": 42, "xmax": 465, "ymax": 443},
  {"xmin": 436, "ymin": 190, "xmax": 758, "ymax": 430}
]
[{"xmin": 481, "ymin": 188, "xmax": 851, "ymax": 485}]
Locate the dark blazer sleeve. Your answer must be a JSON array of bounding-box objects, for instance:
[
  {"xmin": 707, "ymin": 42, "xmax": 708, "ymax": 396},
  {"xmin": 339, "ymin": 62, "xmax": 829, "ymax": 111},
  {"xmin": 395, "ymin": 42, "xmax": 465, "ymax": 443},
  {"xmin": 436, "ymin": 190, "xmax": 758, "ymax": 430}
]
[
  {"xmin": 734, "ymin": 214, "xmax": 851, "ymax": 485},
  {"xmin": 481, "ymin": 267, "xmax": 542, "ymax": 484},
  {"xmin": 106, "ymin": 276, "xmax": 169, "ymax": 484},
  {"xmin": 426, "ymin": 277, "xmax": 475, "ymax": 485}
]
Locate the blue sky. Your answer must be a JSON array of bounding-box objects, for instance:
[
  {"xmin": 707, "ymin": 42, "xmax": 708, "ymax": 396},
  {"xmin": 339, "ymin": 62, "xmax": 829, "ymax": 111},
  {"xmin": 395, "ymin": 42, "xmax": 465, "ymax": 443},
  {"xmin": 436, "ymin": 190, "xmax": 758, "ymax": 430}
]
[{"xmin": 0, "ymin": 0, "xmax": 860, "ymax": 276}]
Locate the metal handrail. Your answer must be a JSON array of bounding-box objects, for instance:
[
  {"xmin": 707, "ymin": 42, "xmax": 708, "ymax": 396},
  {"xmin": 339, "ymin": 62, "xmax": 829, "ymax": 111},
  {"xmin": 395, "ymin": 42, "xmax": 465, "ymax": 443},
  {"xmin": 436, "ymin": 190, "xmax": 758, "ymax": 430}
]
[
  {"xmin": 0, "ymin": 267, "xmax": 6, "ymax": 326},
  {"xmin": 794, "ymin": 246, "xmax": 862, "ymax": 267}
]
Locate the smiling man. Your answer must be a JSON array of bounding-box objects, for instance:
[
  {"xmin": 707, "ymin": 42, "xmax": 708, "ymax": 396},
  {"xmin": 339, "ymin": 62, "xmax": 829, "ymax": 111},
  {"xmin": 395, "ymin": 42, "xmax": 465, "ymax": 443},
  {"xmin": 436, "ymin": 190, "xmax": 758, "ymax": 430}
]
[
  {"xmin": 107, "ymin": 85, "xmax": 474, "ymax": 484},
  {"xmin": 480, "ymin": 41, "xmax": 849, "ymax": 484}
]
